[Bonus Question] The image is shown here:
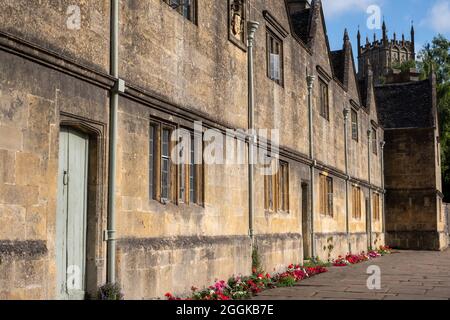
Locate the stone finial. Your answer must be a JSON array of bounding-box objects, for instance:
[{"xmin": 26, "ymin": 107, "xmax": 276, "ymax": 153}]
[{"xmin": 344, "ymin": 28, "xmax": 349, "ymax": 42}]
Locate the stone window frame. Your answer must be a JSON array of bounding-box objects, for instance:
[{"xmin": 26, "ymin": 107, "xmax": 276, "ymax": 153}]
[
  {"xmin": 266, "ymin": 27, "xmax": 284, "ymax": 86},
  {"xmin": 372, "ymin": 126, "xmax": 378, "ymax": 155},
  {"xmin": 149, "ymin": 119, "xmax": 204, "ymax": 206},
  {"xmin": 264, "ymin": 158, "xmax": 290, "ymax": 213},
  {"xmin": 373, "ymin": 192, "xmax": 381, "ymax": 221},
  {"xmin": 318, "ymin": 78, "xmax": 330, "ymax": 121},
  {"xmin": 163, "ymin": 0, "xmax": 198, "ymax": 24},
  {"xmin": 352, "ymin": 185, "xmax": 362, "ymax": 220},
  {"xmin": 351, "ymin": 108, "xmax": 359, "ymax": 142},
  {"xmin": 319, "ymin": 174, "xmax": 333, "ymax": 217}
]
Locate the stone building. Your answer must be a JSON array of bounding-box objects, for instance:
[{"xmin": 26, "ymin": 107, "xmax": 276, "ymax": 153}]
[
  {"xmin": 375, "ymin": 74, "xmax": 447, "ymax": 250},
  {"xmin": 0, "ymin": 0, "xmax": 444, "ymax": 300},
  {"xmin": 358, "ymin": 21, "xmax": 416, "ymax": 84}
]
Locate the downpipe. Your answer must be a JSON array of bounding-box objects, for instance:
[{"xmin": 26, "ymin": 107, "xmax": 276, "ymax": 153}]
[
  {"xmin": 307, "ymin": 74, "xmax": 316, "ymax": 258},
  {"xmin": 247, "ymin": 21, "xmax": 259, "ymax": 250},
  {"xmin": 343, "ymin": 108, "xmax": 350, "ymax": 253},
  {"xmin": 367, "ymin": 129, "xmax": 373, "ymax": 250},
  {"xmin": 106, "ymin": 0, "xmax": 120, "ymax": 284}
]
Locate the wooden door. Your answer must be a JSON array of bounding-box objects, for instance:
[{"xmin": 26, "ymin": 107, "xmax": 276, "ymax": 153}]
[
  {"xmin": 302, "ymin": 183, "xmax": 311, "ymax": 259},
  {"xmin": 56, "ymin": 127, "xmax": 89, "ymax": 300}
]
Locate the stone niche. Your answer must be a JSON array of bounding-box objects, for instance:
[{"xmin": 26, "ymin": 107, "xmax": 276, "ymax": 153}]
[{"xmin": 228, "ymin": 0, "xmax": 247, "ymax": 50}]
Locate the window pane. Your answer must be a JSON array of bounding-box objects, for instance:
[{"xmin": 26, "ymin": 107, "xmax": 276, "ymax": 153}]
[
  {"xmin": 149, "ymin": 124, "xmax": 156, "ymax": 199},
  {"xmin": 162, "ymin": 158, "xmax": 169, "ymax": 199},
  {"xmin": 164, "ymin": 0, "xmax": 195, "ymax": 22},
  {"xmin": 267, "ymin": 32, "xmax": 283, "ymax": 84},
  {"xmin": 179, "ymin": 141, "xmax": 185, "ymax": 202},
  {"xmin": 161, "ymin": 128, "xmax": 171, "ymax": 200},
  {"xmin": 189, "ymin": 135, "xmax": 196, "ymax": 204},
  {"xmin": 372, "ymin": 128, "xmax": 377, "ymax": 154},
  {"xmin": 351, "ymin": 110, "xmax": 358, "ymax": 140}
]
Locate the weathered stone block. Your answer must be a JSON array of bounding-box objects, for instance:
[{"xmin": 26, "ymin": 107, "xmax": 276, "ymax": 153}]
[{"xmin": 0, "ymin": 125, "xmax": 23, "ymax": 151}]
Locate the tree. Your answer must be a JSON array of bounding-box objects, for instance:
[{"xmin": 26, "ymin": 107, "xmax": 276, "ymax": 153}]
[
  {"xmin": 417, "ymin": 35, "xmax": 450, "ymax": 200},
  {"xmin": 418, "ymin": 34, "xmax": 450, "ymax": 84}
]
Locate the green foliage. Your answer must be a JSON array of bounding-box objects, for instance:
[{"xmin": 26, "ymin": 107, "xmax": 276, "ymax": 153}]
[
  {"xmin": 417, "ymin": 34, "xmax": 450, "ymax": 84},
  {"xmin": 392, "ymin": 60, "xmax": 417, "ymax": 73},
  {"xmin": 323, "ymin": 237, "xmax": 334, "ymax": 262},
  {"xmin": 275, "ymin": 275, "xmax": 296, "ymax": 287},
  {"xmin": 417, "ymin": 35, "xmax": 450, "ymax": 201},
  {"xmin": 303, "ymin": 257, "xmax": 332, "ymax": 268},
  {"xmin": 251, "ymin": 245, "xmax": 263, "ymax": 274},
  {"xmin": 97, "ymin": 283, "xmax": 124, "ymax": 300}
]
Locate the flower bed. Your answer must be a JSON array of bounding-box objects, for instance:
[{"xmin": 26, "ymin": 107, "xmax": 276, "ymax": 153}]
[
  {"xmin": 165, "ymin": 245, "xmax": 392, "ymax": 300},
  {"xmin": 165, "ymin": 265, "xmax": 327, "ymax": 300},
  {"xmin": 332, "ymin": 246, "xmax": 392, "ymax": 267}
]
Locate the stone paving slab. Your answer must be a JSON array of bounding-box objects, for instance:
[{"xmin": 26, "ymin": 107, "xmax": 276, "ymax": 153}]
[{"xmin": 252, "ymin": 250, "xmax": 450, "ymax": 300}]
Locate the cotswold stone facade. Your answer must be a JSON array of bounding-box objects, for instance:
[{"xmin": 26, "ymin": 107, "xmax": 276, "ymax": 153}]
[{"xmin": 0, "ymin": 0, "xmax": 446, "ymax": 300}]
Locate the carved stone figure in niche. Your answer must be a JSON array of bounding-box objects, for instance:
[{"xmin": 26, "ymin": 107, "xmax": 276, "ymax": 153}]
[{"xmin": 229, "ymin": 0, "xmax": 246, "ymax": 47}]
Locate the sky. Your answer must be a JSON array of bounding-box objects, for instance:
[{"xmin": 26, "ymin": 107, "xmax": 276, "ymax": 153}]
[{"xmin": 322, "ymin": 0, "xmax": 450, "ymax": 57}]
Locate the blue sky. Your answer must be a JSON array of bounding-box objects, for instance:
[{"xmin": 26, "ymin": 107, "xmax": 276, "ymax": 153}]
[{"xmin": 322, "ymin": 0, "xmax": 450, "ymax": 57}]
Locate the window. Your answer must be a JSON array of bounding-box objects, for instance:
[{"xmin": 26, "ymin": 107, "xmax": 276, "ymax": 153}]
[
  {"xmin": 189, "ymin": 135, "xmax": 196, "ymax": 203},
  {"xmin": 163, "ymin": 0, "xmax": 197, "ymax": 23},
  {"xmin": 373, "ymin": 192, "xmax": 380, "ymax": 221},
  {"xmin": 319, "ymin": 79, "xmax": 329, "ymax": 120},
  {"xmin": 264, "ymin": 159, "xmax": 289, "ymax": 212},
  {"xmin": 149, "ymin": 121, "xmax": 203, "ymax": 205},
  {"xmin": 149, "ymin": 123, "xmax": 157, "ymax": 200},
  {"xmin": 319, "ymin": 174, "xmax": 333, "ymax": 217},
  {"xmin": 187, "ymin": 133, "xmax": 203, "ymax": 205},
  {"xmin": 267, "ymin": 29, "xmax": 283, "ymax": 85},
  {"xmin": 279, "ymin": 161, "xmax": 289, "ymax": 212},
  {"xmin": 161, "ymin": 127, "xmax": 172, "ymax": 201},
  {"xmin": 372, "ymin": 127, "xmax": 377, "ymax": 155},
  {"xmin": 352, "ymin": 186, "xmax": 362, "ymax": 219},
  {"xmin": 351, "ymin": 109, "xmax": 358, "ymax": 141}
]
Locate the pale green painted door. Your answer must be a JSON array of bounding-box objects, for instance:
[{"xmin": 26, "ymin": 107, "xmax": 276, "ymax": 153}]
[{"xmin": 56, "ymin": 127, "xmax": 89, "ymax": 300}]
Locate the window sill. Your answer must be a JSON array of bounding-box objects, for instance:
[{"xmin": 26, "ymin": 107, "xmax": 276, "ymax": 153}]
[{"xmin": 265, "ymin": 210, "xmax": 290, "ymax": 215}]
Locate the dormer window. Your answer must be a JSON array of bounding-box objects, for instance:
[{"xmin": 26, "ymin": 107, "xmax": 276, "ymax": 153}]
[
  {"xmin": 164, "ymin": 0, "xmax": 197, "ymax": 23},
  {"xmin": 266, "ymin": 29, "xmax": 283, "ymax": 85}
]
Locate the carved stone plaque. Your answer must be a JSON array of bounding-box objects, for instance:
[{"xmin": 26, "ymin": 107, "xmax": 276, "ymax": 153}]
[{"xmin": 228, "ymin": 0, "xmax": 246, "ymax": 50}]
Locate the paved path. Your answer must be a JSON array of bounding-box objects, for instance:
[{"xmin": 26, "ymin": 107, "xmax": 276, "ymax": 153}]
[{"xmin": 253, "ymin": 250, "xmax": 450, "ymax": 300}]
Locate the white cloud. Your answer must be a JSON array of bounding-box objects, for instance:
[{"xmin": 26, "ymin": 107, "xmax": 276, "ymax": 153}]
[
  {"xmin": 421, "ymin": 0, "xmax": 450, "ymax": 33},
  {"xmin": 322, "ymin": 0, "xmax": 383, "ymax": 19}
]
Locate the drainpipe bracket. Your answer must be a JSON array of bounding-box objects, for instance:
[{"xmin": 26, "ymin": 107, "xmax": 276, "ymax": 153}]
[
  {"xmin": 104, "ymin": 230, "xmax": 117, "ymax": 242},
  {"xmin": 113, "ymin": 78, "xmax": 126, "ymax": 93}
]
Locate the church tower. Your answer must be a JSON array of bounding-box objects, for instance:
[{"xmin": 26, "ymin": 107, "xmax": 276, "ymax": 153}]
[{"xmin": 357, "ymin": 21, "xmax": 416, "ymax": 84}]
